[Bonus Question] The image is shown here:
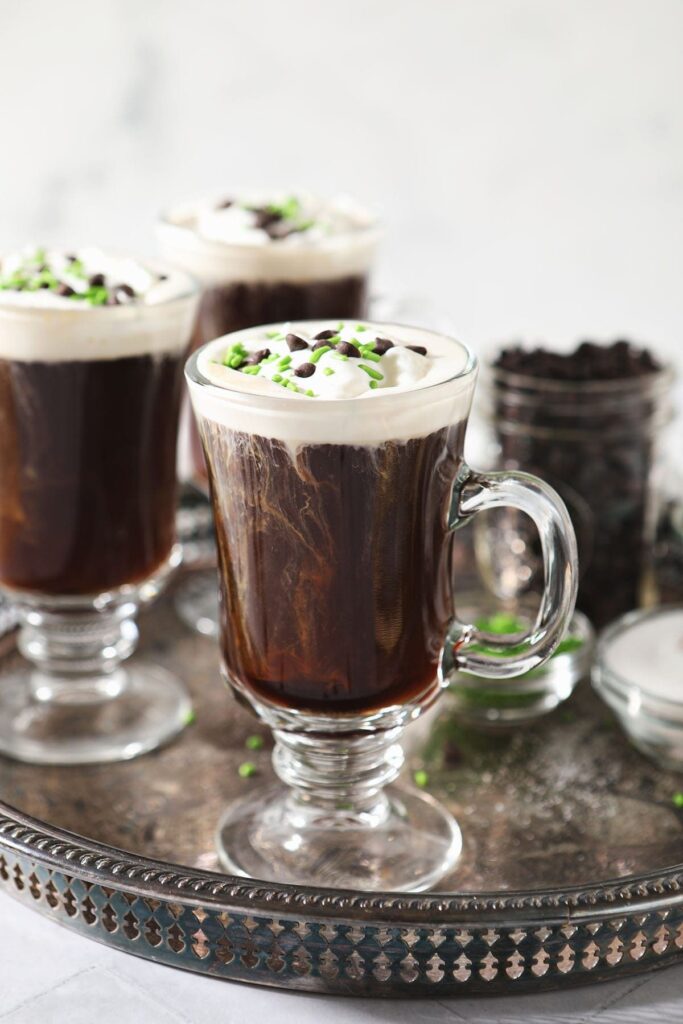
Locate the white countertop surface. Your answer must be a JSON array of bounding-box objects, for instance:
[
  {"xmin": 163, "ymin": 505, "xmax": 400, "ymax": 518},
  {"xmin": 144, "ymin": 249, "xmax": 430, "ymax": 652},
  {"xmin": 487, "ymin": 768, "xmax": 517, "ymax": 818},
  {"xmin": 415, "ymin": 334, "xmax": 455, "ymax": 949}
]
[{"xmin": 2, "ymin": 891, "xmax": 683, "ymax": 1024}]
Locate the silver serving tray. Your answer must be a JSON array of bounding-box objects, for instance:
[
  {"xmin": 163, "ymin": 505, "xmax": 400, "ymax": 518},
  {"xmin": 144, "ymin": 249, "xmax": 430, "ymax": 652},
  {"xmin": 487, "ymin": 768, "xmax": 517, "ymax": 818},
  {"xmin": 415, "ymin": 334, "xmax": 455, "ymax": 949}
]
[{"xmin": 1, "ymin": 585, "xmax": 683, "ymax": 997}]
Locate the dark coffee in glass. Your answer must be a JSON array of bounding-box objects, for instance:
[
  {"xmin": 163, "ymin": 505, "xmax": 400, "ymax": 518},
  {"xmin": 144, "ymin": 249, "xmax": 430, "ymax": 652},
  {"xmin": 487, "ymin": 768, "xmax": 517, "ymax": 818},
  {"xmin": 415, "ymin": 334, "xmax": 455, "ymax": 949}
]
[{"xmin": 0, "ymin": 246, "xmax": 198, "ymax": 766}]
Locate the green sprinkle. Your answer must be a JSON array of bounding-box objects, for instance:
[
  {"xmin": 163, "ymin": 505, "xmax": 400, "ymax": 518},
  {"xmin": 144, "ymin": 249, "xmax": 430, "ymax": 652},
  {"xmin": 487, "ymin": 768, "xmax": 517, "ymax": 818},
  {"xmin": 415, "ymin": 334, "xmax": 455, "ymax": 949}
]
[
  {"xmin": 238, "ymin": 761, "xmax": 257, "ymax": 779},
  {"xmin": 266, "ymin": 195, "xmax": 300, "ymax": 221},
  {"xmin": 67, "ymin": 257, "xmax": 85, "ymax": 278},
  {"xmin": 323, "ymin": 367, "xmax": 335, "ymax": 376},
  {"xmin": 286, "ymin": 381, "xmax": 300, "ymax": 392},
  {"xmin": 369, "ymin": 380, "xmax": 379, "ymax": 389},
  {"xmin": 337, "ymin": 321, "xmax": 345, "ymax": 330},
  {"xmin": 359, "ymin": 348, "xmax": 380, "ymax": 362},
  {"xmin": 305, "ymin": 389, "xmax": 315, "ymax": 397},
  {"xmin": 475, "ymin": 612, "xmax": 523, "ymax": 635},
  {"xmin": 414, "ymin": 769, "xmax": 429, "ymax": 789},
  {"xmin": 245, "ymin": 734, "xmax": 264, "ymax": 751},
  {"xmin": 673, "ymin": 793, "xmax": 683, "ymax": 809},
  {"xmin": 356, "ymin": 324, "xmax": 367, "ymax": 332},
  {"xmin": 183, "ymin": 708, "xmax": 197, "ymax": 726},
  {"xmin": 332, "ymin": 352, "xmax": 349, "ymax": 361},
  {"xmin": 227, "ymin": 354, "xmax": 244, "ymax": 369},
  {"xmin": 277, "ymin": 355, "xmax": 292, "ymax": 369},
  {"xmin": 82, "ymin": 286, "xmax": 109, "ymax": 306},
  {"xmin": 266, "ymin": 330, "xmax": 283, "ymax": 339},
  {"xmin": 272, "ymin": 373, "xmax": 283, "ymax": 383},
  {"xmin": 359, "ymin": 363, "xmax": 384, "ymax": 381},
  {"xmin": 242, "ymin": 365, "xmax": 261, "ymax": 375},
  {"xmin": 309, "ymin": 345, "xmax": 331, "ymax": 363},
  {"xmin": 263, "ymin": 353, "xmax": 280, "ymax": 363}
]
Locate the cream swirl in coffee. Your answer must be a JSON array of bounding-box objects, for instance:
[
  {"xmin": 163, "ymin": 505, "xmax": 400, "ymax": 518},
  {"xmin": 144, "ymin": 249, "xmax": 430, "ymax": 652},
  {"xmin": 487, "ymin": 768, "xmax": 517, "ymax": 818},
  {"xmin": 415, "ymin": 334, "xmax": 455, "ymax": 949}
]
[{"xmin": 187, "ymin": 322, "xmax": 476, "ymax": 714}]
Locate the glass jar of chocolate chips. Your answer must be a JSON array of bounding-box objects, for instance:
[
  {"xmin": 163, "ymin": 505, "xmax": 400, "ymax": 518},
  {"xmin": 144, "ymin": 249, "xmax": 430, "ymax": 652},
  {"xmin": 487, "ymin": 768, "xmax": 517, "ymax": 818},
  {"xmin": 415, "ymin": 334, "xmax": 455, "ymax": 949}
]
[{"xmin": 488, "ymin": 340, "xmax": 674, "ymax": 629}]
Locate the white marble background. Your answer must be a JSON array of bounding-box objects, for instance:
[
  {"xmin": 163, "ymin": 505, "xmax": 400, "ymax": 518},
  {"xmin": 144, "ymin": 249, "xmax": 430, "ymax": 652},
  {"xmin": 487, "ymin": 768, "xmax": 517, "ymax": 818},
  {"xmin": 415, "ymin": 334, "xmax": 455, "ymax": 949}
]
[
  {"xmin": 2, "ymin": 2, "xmax": 683, "ymax": 1020},
  {"xmin": 2, "ymin": 0, "xmax": 682, "ymax": 360}
]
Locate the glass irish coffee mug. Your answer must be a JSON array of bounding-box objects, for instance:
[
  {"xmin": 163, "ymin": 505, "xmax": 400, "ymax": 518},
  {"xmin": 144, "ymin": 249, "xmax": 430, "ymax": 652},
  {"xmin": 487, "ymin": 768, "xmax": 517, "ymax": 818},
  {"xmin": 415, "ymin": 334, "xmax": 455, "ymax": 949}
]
[
  {"xmin": 158, "ymin": 191, "xmax": 380, "ymax": 637},
  {"xmin": 0, "ymin": 248, "xmax": 199, "ymax": 765},
  {"xmin": 187, "ymin": 321, "xmax": 578, "ymax": 892}
]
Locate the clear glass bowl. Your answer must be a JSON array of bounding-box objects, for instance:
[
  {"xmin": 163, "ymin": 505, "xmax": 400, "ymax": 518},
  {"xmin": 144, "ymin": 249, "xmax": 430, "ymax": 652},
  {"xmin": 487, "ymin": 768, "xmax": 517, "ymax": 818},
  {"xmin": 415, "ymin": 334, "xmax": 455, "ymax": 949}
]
[
  {"xmin": 447, "ymin": 605, "xmax": 594, "ymax": 728},
  {"xmin": 593, "ymin": 605, "xmax": 683, "ymax": 769}
]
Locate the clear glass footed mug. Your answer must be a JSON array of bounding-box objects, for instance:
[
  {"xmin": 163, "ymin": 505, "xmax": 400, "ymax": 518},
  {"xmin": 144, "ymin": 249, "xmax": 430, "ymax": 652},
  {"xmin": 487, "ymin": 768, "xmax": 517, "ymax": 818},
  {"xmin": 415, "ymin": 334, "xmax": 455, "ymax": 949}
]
[
  {"xmin": 187, "ymin": 322, "xmax": 578, "ymax": 892},
  {"xmin": 0, "ymin": 275, "xmax": 199, "ymax": 766}
]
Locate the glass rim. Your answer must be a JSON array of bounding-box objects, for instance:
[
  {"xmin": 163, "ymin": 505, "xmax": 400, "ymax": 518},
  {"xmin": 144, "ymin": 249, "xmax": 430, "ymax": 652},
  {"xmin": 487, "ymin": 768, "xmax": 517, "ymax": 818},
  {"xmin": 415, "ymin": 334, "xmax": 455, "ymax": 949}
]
[
  {"xmin": 594, "ymin": 604, "xmax": 683, "ymax": 713},
  {"xmin": 490, "ymin": 360, "xmax": 676, "ymax": 396},
  {"xmin": 185, "ymin": 320, "xmax": 478, "ymax": 410}
]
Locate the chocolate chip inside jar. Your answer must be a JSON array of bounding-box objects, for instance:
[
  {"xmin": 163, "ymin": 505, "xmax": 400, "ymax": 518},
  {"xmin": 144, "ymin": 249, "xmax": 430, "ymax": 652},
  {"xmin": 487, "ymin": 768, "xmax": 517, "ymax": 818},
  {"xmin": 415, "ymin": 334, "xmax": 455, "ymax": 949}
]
[{"xmin": 491, "ymin": 339, "xmax": 672, "ymax": 627}]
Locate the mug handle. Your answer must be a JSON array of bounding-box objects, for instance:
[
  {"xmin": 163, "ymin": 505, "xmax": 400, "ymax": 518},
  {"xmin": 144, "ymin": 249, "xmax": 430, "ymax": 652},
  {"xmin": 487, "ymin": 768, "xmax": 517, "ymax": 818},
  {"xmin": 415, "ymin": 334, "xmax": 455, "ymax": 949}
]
[{"xmin": 440, "ymin": 466, "xmax": 579, "ymax": 681}]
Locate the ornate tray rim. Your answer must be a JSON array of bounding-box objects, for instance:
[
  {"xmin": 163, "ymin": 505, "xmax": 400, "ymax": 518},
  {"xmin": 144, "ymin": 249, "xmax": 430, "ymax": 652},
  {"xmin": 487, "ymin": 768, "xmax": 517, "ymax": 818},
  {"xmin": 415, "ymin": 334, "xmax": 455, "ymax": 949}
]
[
  {"xmin": 2, "ymin": 798, "xmax": 683, "ymax": 919},
  {"xmin": 3, "ymin": 794, "xmax": 683, "ymax": 997}
]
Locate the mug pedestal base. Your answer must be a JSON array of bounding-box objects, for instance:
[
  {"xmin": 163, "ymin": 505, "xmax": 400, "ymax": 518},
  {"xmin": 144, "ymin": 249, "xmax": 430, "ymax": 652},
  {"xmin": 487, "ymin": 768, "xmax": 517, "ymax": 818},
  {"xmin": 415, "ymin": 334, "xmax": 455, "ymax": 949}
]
[
  {"xmin": 0, "ymin": 660, "xmax": 191, "ymax": 766},
  {"xmin": 216, "ymin": 782, "xmax": 462, "ymax": 892}
]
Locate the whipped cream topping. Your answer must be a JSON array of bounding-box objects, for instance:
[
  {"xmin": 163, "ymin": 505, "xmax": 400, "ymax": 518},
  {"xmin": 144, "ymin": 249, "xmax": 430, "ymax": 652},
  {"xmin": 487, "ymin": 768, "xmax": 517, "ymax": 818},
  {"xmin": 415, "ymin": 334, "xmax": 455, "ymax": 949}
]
[
  {"xmin": 0, "ymin": 247, "xmax": 198, "ymax": 362},
  {"xmin": 0, "ymin": 246, "xmax": 188, "ymax": 309},
  {"xmin": 158, "ymin": 192, "xmax": 379, "ymax": 284},
  {"xmin": 189, "ymin": 321, "xmax": 476, "ymax": 451},
  {"xmin": 192, "ymin": 193, "xmax": 374, "ymax": 247},
  {"xmin": 199, "ymin": 321, "xmax": 457, "ymax": 399}
]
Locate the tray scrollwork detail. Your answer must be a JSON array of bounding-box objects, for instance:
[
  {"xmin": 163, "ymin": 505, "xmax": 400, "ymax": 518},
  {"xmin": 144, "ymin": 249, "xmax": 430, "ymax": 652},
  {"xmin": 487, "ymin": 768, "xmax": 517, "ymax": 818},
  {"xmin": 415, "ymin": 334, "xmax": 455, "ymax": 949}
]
[{"xmin": 2, "ymin": 802, "xmax": 683, "ymax": 996}]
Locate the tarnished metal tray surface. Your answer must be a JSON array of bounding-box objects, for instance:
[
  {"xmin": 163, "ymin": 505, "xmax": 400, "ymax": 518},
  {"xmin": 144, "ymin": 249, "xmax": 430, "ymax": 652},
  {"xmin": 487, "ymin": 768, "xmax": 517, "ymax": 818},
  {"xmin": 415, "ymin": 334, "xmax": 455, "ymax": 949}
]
[{"xmin": 1, "ymin": 588, "xmax": 683, "ymax": 997}]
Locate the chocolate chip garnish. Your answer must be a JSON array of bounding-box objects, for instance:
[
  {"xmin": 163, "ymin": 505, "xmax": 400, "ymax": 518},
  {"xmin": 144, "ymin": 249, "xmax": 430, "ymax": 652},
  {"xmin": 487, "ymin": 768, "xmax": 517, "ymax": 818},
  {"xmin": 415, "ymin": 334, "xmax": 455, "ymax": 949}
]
[
  {"xmin": 55, "ymin": 283, "xmax": 75, "ymax": 297},
  {"xmin": 65, "ymin": 254, "xmax": 78, "ymax": 263},
  {"xmin": 373, "ymin": 337, "xmax": 394, "ymax": 355},
  {"xmin": 286, "ymin": 333, "xmax": 309, "ymax": 352},
  {"xmin": 112, "ymin": 283, "xmax": 136, "ymax": 304},
  {"xmin": 216, "ymin": 198, "xmax": 233, "ymax": 210},
  {"xmin": 89, "ymin": 273, "xmax": 105, "ymax": 287},
  {"xmin": 312, "ymin": 339, "xmax": 333, "ymax": 350},
  {"xmin": 244, "ymin": 348, "xmax": 271, "ymax": 365},
  {"xmin": 294, "ymin": 362, "xmax": 316, "ymax": 378},
  {"xmin": 265, "ymin": 221, "xmax": 296, "ymax": 241},
  {"xmin": 407, "ymin": 345, "xmax": 427, "ymax": 356},
  {"xmin": 158, "ymin": 274, "xmax": 168, "ymax": 281},
  {"xmin": 337, "ymin": 341, "xmax": 361, "ymax": 358},
  {"xmin": 314, "ymin": 329, "xmax": 337, "ymax": 341},
  {"xmin": 253, "ymin": 208, "xmax": 283, "ymax": 231}
]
